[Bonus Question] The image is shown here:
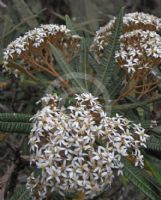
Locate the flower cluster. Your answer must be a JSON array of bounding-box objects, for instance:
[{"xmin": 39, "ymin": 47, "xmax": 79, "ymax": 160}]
[
  {"xmin": 3, "ymin": 24, "xmax": 81, "ymax": 76},
  {"xmin": 116, "ymin": 30, "xmax": 161, "ymax": 74},
  {"xmin": 91, "ymin": 12, "xmax": 161, "ymax": 76},
  {"xmin": 27, "ymin": 93, "xmax": 149, "ymax": 200}
]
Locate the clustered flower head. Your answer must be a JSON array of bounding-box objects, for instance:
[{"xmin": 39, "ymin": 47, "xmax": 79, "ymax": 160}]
[
  {"xmin": 3, "ymin": 24, "xmax": 81, "ymax": 76},
  {"xmin": 91, "ymin": 12, "xmax": 161, "ymax": 76},
  {"xmin": 27, "ymin": 93, "xmax": 149, "ymax": 200}
]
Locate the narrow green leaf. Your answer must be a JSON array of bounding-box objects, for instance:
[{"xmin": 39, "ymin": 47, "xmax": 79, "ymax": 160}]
[
  {"xmin": 145, "ymin": 158, "xmax": 161, "ymax": 186},
  {"xmin": 0, "ymin": 113, "xmax": 32, "ymax": 123},
  {"xmin": 0, "ymin": 9, "xmax": 46, "ymax": 41},
  {"xmin": 49, "ymin": 43, "xmax": 85, "ymax": 92},
  {"xmin": 97, "ymin": 7, "xmax": 124, "ymax": 86},
  {"xmin": 12, "ymin": 0, "xmax": 38, "ymax": 28},
  {"xmin": 146, "ymin": 135, "xmax": 161, "ymax": 151},
  {"xmin": 26, "ymin": 0, "xmax": 42, "ymax": 14},
  {"xmin": 79, "ymin": 38, "xmax": 88, "ymax": 90},
  {"xmin": 94, "ymin": 7, "xmax": 125, "ymax": 98},
  {"xmin": 123, "ymin": 159, "xmax": 161, "ymax": 200},
  {"xmin": 84, "ymin": 0, "xmax": 99, "ymax": 32},
  {"xmin": 2, "ymin": 15, "xmax": 13, "ymax": 38},
  {"xmin": 9, "ymin": 186, "xmax": 31, "ymax": 200},
  {"xmin": 145, "ymin": 154, "xmax": 161, "ymax": 172},
  {"xmin": 65, "ymin": 15, "xmax": 76, "ymax": 34},
  {"xmin": 0, "ymin": 121, "xmax": 32, "ymax": 134}
]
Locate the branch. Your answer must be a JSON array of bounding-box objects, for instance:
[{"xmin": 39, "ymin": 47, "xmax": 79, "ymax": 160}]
[
  {"xmin": 111, "ymin": 94, "xmax": 161, "ymax": 111},
  {"xmin": 0, "ymin": 137, "xmax": 29, "ymax": 199}
]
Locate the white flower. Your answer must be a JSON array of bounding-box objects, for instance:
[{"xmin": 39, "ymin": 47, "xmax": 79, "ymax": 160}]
[
  {"xmin": 91, "ymin": 12, "xmax": 161, "ymax": 76},
  {"xmin": 27, "ymin": 93, "xmax": 148, "ymax": 200},
  {"xmin": 3, "ymin": 24, "xmax": 81, "ymax": 75}
]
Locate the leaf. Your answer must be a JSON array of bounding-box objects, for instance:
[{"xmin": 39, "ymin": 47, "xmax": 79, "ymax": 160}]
[
  {"xmin": 152, "ymin": 125, "xmax": 161, "ymax": 135},
  {"xmin": 9, "ymin": 186, "xmax": 31, "ymax": 200},
  {"xmin": 50, "ymin": 43, "xmax": 85, "ymax": 92},
  {"xmin": 145, "ymin": 157, "xmax": 161, "ymax": 186},
  {"xmin": 94, "ymin": 7, "xmax": 125, "ymax": 97},
  {"xmin": 0, "ymin": 15, "xmax": 13, "ymax": 62},
  {"xmin": 12, "ymin": 0, "xmax": 38, "ymax": 28},
  {"xmin": 26, "ymin": 0, "xmax": 42, "ymax": 14},
  {"xmin": 65, "ymin": 15, "xmax": 76, "ymax": 34},
  {"xmin": 1, "ymin": 9, "xmax": 46, "ymax": 41},
  {"xmin": 123, "ymin": 159, "xmax": 161, "ymax": 200},
  {"xmin": 97, "ymin": 7, "xmax": 124, "ymax": 84},
  {"xmin": 0, "ymin": 0, "xmax": 6, "ymax": 8},
  {"xmin": 79, "ymin": 38, "xmax": 89, "ymax": 90},
  {"xmin": 0, "ymin": 121, "xmax": 32, "ymax": 134},
  {"xmin": 145, "ymin": 154, "xmax": 161, "ymax": 172},
  {"xmin": 50, "ymin": 10, "xmax": 65, "ymax": 21},
  {"xmin": 0, "ymin": 113, "xmax": 32, "ymax": 123},
  {"xmin": 1, "ymin": 15, "xmax": 13, "ymax": 39},
  {"xmin": 109, "ymin": 70, "xmax": 125, "ymax": 99},
  {"xmin": 49, "ymin": 43, "xmax": 74, "ymax": 74},
  {"xmin": 146, "ymin": 135, "xmax": 161, "ymax": 151},
  {"xmin": 84, "ymin": 0, "xmax": 99, "ymax": 32}
]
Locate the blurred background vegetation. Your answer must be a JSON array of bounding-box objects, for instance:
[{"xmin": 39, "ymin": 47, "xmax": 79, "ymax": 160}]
[
  {"xmin": 1, "ymin": 0, "xmax": 161, "ymax": 65},
  {"xmin": 0, "ymin": 0, "xmax": 161, "ymax": 200}
]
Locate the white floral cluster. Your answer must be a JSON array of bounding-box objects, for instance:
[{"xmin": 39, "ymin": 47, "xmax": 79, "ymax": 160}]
[
  {"xmin": 91, "ymin": 12, "xmax": 161, "ymax": 75},
  {"xmin": 3, "ymin": 24, "xmax": 80, "ymax": 73},
  {"xmin": 92, "ymin": 12, "xmax": 161, "ymax": 50},
  {"xmin": 123, "ymin": 12, "xmax": 161, "ymax": 29},
  {"xmin": 27, "ymin": 93, "xmax": 149, "ymax": 200},
  {"xmin": 115, "ymin": 30, "xmax": 161, "ymax": 74}
]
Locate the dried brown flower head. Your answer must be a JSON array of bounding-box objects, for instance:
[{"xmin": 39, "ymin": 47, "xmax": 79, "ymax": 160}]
[
  {"xmin": 3, "ymin": 24, "xmax": 81, "ymax": 91},
  {"xmin": 91, "ymin": 12, "xmax": 161, "ymax": 99}
]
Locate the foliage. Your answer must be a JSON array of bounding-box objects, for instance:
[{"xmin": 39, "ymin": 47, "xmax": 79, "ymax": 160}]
[
  {"xmin": 0, "ymin": 113, "xmax": 32, "ymax": 123},
  {"xmin": 146, "ymin": 135, "xmax": 161, "ymax": 151},
  {"xmin": 0, "ymin": 3, "xmax": 161, "ymax": 200},
  {"xmin": 0, "ymin": 0, "xmax": 44, "ymax": 65},
  {"xmin": 123, "ymin": 159, "xmax": 161, "ymax": 200},
  {"xmin": 9, "ymin": 186, "xmax": 31, "ymax": 200},
  {"xmin": 94, "ymin": 7, "xmax": 125, "ymax": 97}
]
